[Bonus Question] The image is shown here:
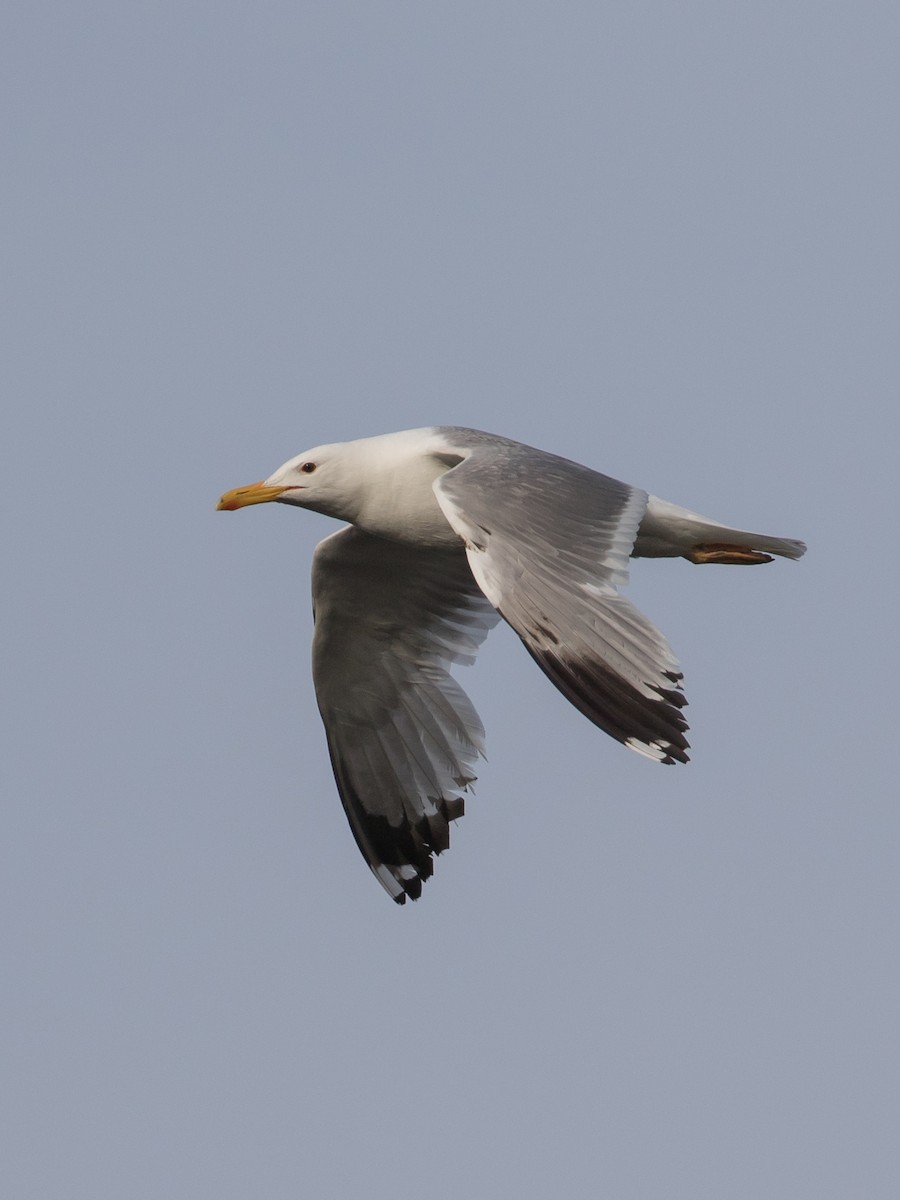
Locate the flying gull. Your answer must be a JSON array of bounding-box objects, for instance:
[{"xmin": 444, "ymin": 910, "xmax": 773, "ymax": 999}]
[{"xmin": 218, "ymin": 426, "xmax": 805, "ymax": 903}]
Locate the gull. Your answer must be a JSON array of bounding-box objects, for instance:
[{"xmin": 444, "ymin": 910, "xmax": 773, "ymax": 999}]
[{"xmin": 218, "ymin": 426, "xmax": 805, "ymax": 903}]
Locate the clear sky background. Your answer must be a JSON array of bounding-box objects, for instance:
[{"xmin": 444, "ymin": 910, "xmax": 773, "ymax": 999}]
[{"xmin": 3, "ymin": 4, "xmax": 897, "ymax": 1197}]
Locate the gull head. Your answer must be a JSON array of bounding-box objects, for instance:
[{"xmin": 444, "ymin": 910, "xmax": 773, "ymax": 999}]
[
  {"xmin": 217, "ymin": 442, "xmax": 360, "ymax": 522},
  {"xmin": 217, "ymin": 428, "xmax": 463, "ymax": 546}
]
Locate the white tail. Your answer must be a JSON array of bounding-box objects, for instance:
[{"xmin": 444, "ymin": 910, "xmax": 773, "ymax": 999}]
[{"xmin": 635, "ymin": 496, "xmax": 807, "ymax": 562}]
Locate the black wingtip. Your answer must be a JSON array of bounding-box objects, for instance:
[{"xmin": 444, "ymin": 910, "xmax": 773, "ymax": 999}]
[{"xmin": 522, "ymin": 643, "xmax": 691, "ymax": 765}]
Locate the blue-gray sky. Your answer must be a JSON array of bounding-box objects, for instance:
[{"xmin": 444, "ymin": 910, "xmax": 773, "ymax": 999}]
[{"xmin": 3, "ymin": 3, "xmax": 897, "ymax": 1197}]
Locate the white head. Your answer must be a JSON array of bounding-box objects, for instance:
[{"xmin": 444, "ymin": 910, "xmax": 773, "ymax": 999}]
[
  {"xmin": 217, "ymin": 442, "xmax": 362, "ymax": 522},
  {"xmin": 217, "ymin": 428, "xmax": 457, "ymax": 544}
]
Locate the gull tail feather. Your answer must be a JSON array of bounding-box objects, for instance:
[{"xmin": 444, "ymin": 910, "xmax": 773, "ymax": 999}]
[{"xmin": 635, "ymin": 496, "xmax": 806, "ymax": 563}]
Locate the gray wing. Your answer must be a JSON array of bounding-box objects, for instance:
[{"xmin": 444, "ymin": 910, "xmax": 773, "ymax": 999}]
[
  {"xmin": 433, "ymin": 441, "xmax": 690, "ymax": 763},
  {"xmin": 311, "ymin": 525, "xmax": 499, "ymax": 903}
]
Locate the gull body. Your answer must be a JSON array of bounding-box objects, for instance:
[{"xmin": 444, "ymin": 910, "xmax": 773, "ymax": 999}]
[{"xmin": 218, "ymin": 426, "xmax": 805, "ymax": 904}]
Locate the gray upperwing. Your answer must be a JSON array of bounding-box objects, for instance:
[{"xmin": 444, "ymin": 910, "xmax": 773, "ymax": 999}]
[
  {"xmin": 311, "ymin": 525, "xmax": 499, "ymax": 903},
  {"xmin": 432, "ymin": 442, "xmax": 690, "ymax": 764}
]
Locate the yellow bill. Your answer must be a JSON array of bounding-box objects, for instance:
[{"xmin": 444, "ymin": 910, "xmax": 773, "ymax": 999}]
[{"xmin": 216, "ymin": 481, "xmax": 290, "ymax": 511}]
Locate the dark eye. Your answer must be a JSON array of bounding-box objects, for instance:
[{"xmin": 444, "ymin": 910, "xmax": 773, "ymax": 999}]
[{"xmin": 300, "ymin": 462, "xmax": 317, "ymax": 474}]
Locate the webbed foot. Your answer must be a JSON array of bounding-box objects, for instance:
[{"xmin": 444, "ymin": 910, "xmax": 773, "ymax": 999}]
[{"xmin": 686, "ymin": 542, "xmax": 774, "ymax": 565}]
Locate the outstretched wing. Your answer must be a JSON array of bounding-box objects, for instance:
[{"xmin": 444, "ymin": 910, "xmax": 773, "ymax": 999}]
[
  {"xmin": 311, "ymin": 525, "xmax": 499, "ymax": 903},
  {"xmin": 433, "ymin": 440, "xmax": 690, "ymax": 764}
]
